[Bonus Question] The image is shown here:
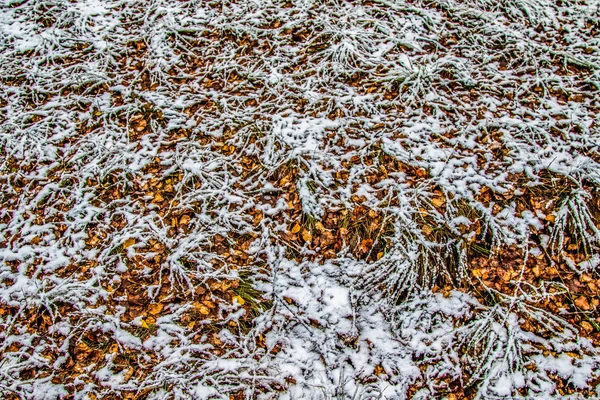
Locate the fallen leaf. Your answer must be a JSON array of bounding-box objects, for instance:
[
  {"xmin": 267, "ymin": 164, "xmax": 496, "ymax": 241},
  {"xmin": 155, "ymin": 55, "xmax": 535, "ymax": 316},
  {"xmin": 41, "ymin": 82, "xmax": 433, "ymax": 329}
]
[
  {"xmin": 180, "ymin": 214, "xmax": 191, "ymax": 225},
  {"xmin": 301, "ymin": 229, "xmax": 312, "ymax": 243},
  {"xmin": 193, "ymin": 302, "xmax": 210, "ymax": 315},
  {"xmin": 123, "ymin": 368, "xmax": 134, "ymax": 383},
  {"xmin": 135, "ymin": 119, "xmax": 147, "ymax": 132},
  {"xmin": 416, "ymin": 168, "xmax": 428, "ymax": 178},
  {"xmin": 358, "ymin": 239, "xmax": 374, "ymax": 254},
  {"xmin": 123, "ymin": 238, "xmax": 136, "ymax": 249},
  {"xmin": 290, "ymin": 223, "xmax": 301, "ymax": 233},
  {"xmin": 148, "ymin": 303, "xmax": 163, "ymax": 315},
  {"xmin": 581, "ymin": 321, "xmax": 593, "ymax": 334},
  {"xmin": 314, "ymin": 221, "xmax": 325, "ymax": 232},
  {"xmin": 422, "ymin": 225, "xmax": 433, "ymax": 236},
  {"xmin": 233, "ymin": 295, "xmax": 245, "ymax": 306},
  {"xmin": 153, "ymin": 192, "xmax": 164, "ymax": 203},
  {"xmin": 575, "ymin": 296, "xmax": 591, "ymax": 311},
  {"xmin": 431, "ymin": 196, "xmax": 446, "ymax": 208}
]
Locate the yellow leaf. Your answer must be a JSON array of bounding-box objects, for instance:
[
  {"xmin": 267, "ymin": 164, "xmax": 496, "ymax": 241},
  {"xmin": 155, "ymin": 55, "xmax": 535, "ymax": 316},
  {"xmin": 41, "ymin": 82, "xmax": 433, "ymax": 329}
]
[
  {"xmin": 422, "ymin": 225, "xmax": 433, "ymax": 236},
  {"xmin": 301, "ymin": 229, "xmax": 313, "ymax": 243},
  {"xmin": 153, "ymin": 192, "xmax": 164, "ymax": 203},
  {"xmin": 545, "ymin": 214, "xmax": 555, "ymax": 223},
  {"xmin": 290, "ymin": 223, "xmax": 301, "ymax": 233},
  {"xmin": 314, "ymin": 221, "xmax": 325, "ymax": 232},
  {"xmin": 123, "ymin": 238, "xmax": 136, "ymax": 249},
  {"xmin": 431, "ymin": 197, "xmax": 446, "ymax": 208},
  {"xmin": 140, "ymin": 319, "xmax": 149, "ymax": 329},
  {"xmin": 233, "ymin": 295, "xmax": 245, "ymax": 306},
  {"xmin": 193, "ymin": 302, "xmax": 210, "ymax": 315},
  {"xmin": 148, "ymin": 303, "xmax": 164, "ymax": 315}
]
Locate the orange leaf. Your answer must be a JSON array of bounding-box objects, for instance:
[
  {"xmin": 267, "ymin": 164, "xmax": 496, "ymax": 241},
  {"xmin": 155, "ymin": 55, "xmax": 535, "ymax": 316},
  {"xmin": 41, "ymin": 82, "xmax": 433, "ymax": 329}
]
[
  {"xmin": 301, "ymin": 229, "xmax": 313, "ymax": 243},
  {"xmin": 290, "ymin": 223, "xmax": 301, "ymax": 233}
]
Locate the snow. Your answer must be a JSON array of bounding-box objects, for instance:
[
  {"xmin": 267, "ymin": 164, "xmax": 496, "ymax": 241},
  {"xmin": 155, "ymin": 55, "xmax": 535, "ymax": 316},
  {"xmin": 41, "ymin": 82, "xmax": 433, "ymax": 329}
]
[{"xmin": 1, "ymin": 0, "xmax": 600, "ymax": 397}]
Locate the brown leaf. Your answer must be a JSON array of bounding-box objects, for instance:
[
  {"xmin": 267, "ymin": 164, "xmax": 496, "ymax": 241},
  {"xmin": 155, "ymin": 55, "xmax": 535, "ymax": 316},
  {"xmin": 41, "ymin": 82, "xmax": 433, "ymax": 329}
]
[
  {"xmin": 135, "ymin": 119, "xmax": 147, "ymax": 132},
  {"xmin": 180, "ymin": 215, "xmax": 191, "ymax": 225},
  {"xmin": 575, "ymin": 296, "xmax": 591, "ymax": 311},
  {"xmin": 123, "ymin": 238, "xmax": 136, "ymax": 249},
  {"xmin": 581, "ymin": 321, "xmax": 594, "ymax": 334},
  {"xmin": 358, "ymin": 238, "xmax": 374, "ymax": 254}
]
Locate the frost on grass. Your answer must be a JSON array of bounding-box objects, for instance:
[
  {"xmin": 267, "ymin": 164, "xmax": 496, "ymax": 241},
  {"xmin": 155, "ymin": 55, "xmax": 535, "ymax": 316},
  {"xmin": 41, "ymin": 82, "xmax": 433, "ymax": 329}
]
[{"xmin": 1, "ymin": 0, "xmax": 600, "ymax": 398}]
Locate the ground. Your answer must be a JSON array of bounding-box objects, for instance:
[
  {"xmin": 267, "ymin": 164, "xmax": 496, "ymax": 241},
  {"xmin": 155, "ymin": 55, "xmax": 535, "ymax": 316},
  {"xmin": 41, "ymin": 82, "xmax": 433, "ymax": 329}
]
[{"xmin": 1, "ymin": 0, "xmax": 600, "ymax": 398}]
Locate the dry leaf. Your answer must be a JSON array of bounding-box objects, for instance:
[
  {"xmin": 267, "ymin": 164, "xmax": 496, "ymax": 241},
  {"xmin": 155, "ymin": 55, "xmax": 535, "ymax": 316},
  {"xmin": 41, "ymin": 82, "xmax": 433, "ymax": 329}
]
[
  {"xmin": 123, "ymin": 238, "xmax": 136, "ymax": 249},
  {"xmin": 422, "ymin": 225, "xmax": 433, "ymax": 236},
  {"xmin": 153, "ymin": 192, "xmax": 164, "ymax": 203},
  {"xmin": 193, "ymin": 302, "xmax": 210, "ymax": 315},
  {"xmin": 358, "ymin": 239, "xmax": 373, "ymax": 254},
  {"xmin": 180, "ymin": 215, "xmax": 191, "ymax": 225},
  {"xmin": 314, "ymin": 221, "xmax": 325, "ymax": 232},
  {"xmin": 290, "ymin": 223, "xmax": 301, "ymax": 233},
  {"xmin": 148, "ymin": 303, "xmax": 164, "ymax": 315},
  {"xmin": 301, "ymin": 229, "xmax": 312, "ymax": 243},
  {"xmin": 581, "ymin": 321, "xmax": 594, "ymax": 334},
  {"xmin": 135, "ymin": 119, "xmax": 147, "ymax": 132},
  {"xmin": 575, "ymin": 296, "xmax": 591, "ymax": 311},
  {"xmin": 431, "ymin": 197, "xmax": 446, "ymax": 208},
  {"xmin": 233, "ymin": 295, "xmax": 245, "ymax": 306},
  {"xmin": 123, "ymin": 368, "xmax": 134, "ymax": 383}
]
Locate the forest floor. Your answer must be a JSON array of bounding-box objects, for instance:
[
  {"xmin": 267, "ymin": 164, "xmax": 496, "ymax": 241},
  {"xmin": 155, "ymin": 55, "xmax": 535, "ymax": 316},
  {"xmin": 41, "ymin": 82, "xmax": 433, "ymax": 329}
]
[{"xmin": 1, "ymin": 0, "xmax": 600, "ymax": 398}]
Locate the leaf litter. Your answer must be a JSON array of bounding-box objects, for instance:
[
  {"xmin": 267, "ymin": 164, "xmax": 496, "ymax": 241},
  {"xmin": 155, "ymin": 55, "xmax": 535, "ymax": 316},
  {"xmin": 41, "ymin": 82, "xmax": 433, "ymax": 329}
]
[{"xmin": 1, "ymin": 0, "xmax": 600, "ymax": 398}]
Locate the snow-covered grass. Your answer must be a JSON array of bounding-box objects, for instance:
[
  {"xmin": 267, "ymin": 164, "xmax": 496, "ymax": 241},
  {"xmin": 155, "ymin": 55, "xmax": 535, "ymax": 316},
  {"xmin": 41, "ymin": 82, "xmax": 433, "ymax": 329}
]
[{"xmin": 1, "ymin": 0, "xmax": 600, "ymax": 398}]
